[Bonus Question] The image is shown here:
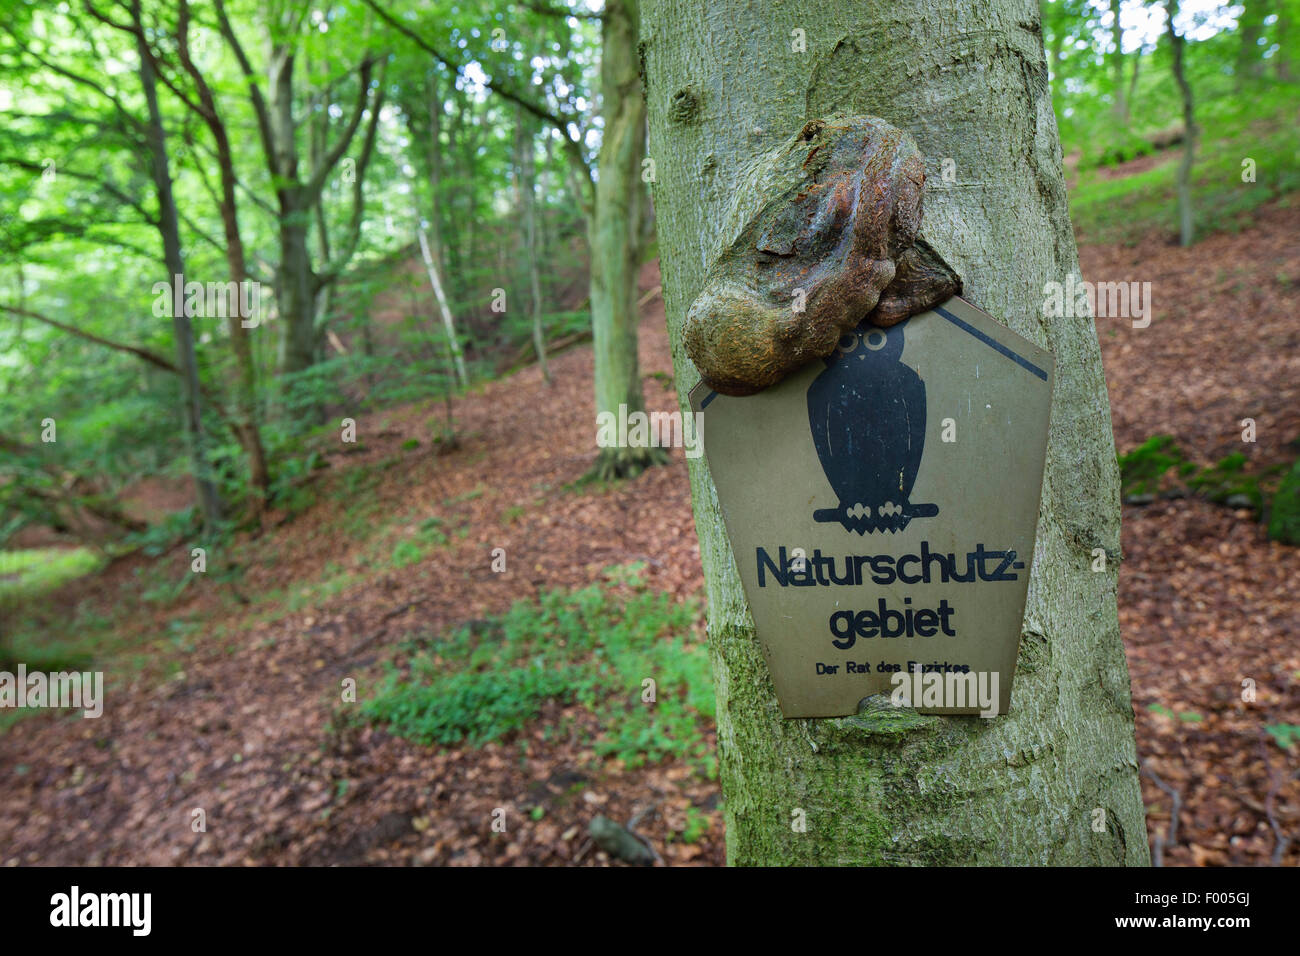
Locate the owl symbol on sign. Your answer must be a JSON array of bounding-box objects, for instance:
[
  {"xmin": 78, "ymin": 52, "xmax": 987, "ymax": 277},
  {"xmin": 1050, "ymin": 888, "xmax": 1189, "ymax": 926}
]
[{"xmin": 807, "ymin": 319, "xmax": 939, "ymax": 534}]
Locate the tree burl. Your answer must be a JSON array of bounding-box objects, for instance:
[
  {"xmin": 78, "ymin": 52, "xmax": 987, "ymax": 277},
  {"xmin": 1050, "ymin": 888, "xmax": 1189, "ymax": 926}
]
[{"xmin": 684, "ymin": 114, "xmax": 961, "ymax": 396}]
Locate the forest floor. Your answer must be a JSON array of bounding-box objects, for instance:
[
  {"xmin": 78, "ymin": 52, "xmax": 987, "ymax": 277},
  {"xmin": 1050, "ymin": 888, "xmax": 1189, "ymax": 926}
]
[{"xmin": 1, "ymin": 202, "xmax": 1298, "ymax": 867}]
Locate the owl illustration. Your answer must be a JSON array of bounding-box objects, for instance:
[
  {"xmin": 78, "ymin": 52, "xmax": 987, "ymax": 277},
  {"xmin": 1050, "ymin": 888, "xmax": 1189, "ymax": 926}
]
[{"xmin": 807, "ymin": 319, "xmax": 938, "ymax": 534}]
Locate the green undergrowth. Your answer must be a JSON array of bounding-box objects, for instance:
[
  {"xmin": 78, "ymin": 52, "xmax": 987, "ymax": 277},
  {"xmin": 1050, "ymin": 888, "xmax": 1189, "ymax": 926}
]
[
  {"xmin": 1069, "ymin": 89, "xmax": 1300, "ymax": 245},
  {"xmin": 0, "ymin": 547, "xmax": 104, "ymax": 607},
  {"xmin": 1118, "ymin": 434, "xmax": 1299, "ymax": 543},
  {"xmin": 0, "ymin": 548, "xmax": 108, "ymax": 689},
  {"xmin": 360, "ymin": 564, "xmax": 717, "ymax": 776}
]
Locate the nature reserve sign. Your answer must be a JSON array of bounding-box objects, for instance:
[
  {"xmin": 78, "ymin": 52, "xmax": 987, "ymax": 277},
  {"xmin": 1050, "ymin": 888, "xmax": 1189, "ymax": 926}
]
[{"xmin": 690, "ymin": 297, "xmax": 1054, "ymax": 718}]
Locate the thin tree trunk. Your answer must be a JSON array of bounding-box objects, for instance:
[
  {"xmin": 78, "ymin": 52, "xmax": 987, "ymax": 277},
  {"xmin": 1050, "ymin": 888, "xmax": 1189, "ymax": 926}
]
[
  {"xmin": 1167, "ymin": 0, "xmax": 1196, "ymax": 247},
  {"xmin": 1236, "ymin": 0, "xmax": 1267, "ymax": 86},
  {"xmin": 443, "ymin": 99, "xmax": 463, "ymax": 283},
  {"xmin": 417, "ymin": 226, "xmax": 468, "ymax": 387},
  {"xmin": 1278, "ymin": 5, "xmax": 1293, "ymax": 80},
  {"xmin": 133, "ymin": 0, "xmax": 222, "ymax": 535},
  {"xmin": 589, "ymin": 0, "xmax": 664, "ymax": 480},
  {"xmin": 643, "ymin": 0, "xmax": 1148, "ymax": 865},
  {"xmin": 1110, "ymin": 0, "xmax": 1128, "ymax": 124},
  {"xmin": 174, "ymin": 0, "xmax": 269, "ymax": 517},
  {"xmin": 426, "ymin": 72, "xmax": 448, "ymax": 281},
  {"xmin": 1127, "ymin": 43, "xmax": 1142, "ymax": 111},
  {"xmin": 514, "ymin": 105, "xmax": 551, "ymax": 383}
]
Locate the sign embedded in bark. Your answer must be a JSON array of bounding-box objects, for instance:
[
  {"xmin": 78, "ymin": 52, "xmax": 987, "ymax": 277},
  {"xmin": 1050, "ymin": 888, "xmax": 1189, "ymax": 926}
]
[{"xmin": 689, "ymin": 297, "xmax": 1053, "ymax": 718}]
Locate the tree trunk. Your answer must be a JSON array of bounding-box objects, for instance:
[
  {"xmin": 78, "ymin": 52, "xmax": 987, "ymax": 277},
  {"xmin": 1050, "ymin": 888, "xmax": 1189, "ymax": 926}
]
[
  {"xmin": 133, "ymin": 1, "xmax": 222, "ymax": 536},
  {"xmin": 269, "ymin": 48, "xmax": 319, "ymax": 376},
  {"xmin": 1127, "ymin": 42, "xmax": 1142, "ymax": 112},
  {"xmin": 1167, "ymin": 0, "xmax": 1196, "ymax": 247},
  {"xmin": 643, "ymin": 0, "xmax": 1148, "ymax": 865},
  {"xmin": 1110, "ymin": 0, "xmax": 1128, "ymax": 124},
  {"xmin": 425, "ymin": 71, "xmax": 448, "ymax": 281},
  {"xmin": 589, "ymin": 0, "xmax": 665, "ymax": 480},
  {"xmin": 1277, "ymin": 4, "xmax": 1293, "ymax": 81},
  {"xmin": 278, "ymin": 195, "xmax": 319, "ymax": 374},
  {"xmin": 417, "ymin": 226, "xmax": 468, "ymax": 387},
  {"xmin": 1236, "ymin": 0, "xmax": 1267, "ymax": 86},
  {"xmin": 174, "ymin": 0, "xmax": 269, "ymax": 517},
  {"xmin": 514, "ymin": 106, "xmax": 551, "ymax": 383}
]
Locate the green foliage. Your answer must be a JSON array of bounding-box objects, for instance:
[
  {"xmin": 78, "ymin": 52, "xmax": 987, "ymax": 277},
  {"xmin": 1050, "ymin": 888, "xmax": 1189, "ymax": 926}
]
[
  {"xmin": 0, "ymin": 547, "xmax": 103, "ymax": 607},
  {"xmin": 1118, "ymin": 434, "xmax": 1184, "ymax": 496},
  {"xmin": 1044, "ymin": 0, "xmax": 1300, "ymax": 244},
  {"xmin": 268, "ymin": 451, "xmax": 323, "ymax": 518},
  {"xmin": 389, "ymin": 539, "xmax": 426, "ymax": 569},
  {"xmin": 1148, "ymin": 703, "xmax": 1202, "ymax": 723},
  {"xmin": 1117, "ymin": 436, "xmax": 1291, "ymax": 521},
  {"xmin": 1187, "ymin": 452, "xmax": 1262, "ymax": 511},
  {"xmin": 1267, "ymin": 459, "xmax": 1300, "ymax": 546},
  {"xmin": 668, "ymin": 805, "xmax": 711, "ymax": 845},
  {"xmin": 123, "ymin": 507, "xmax": 202, "ymax": 558},
  {"xmin": 1266, "ymin": 723, "xmax": 1300, "ymax": 750},
  {"xmin": 362, "ymin": 566, "xmax": 716, "ymax": 774}
]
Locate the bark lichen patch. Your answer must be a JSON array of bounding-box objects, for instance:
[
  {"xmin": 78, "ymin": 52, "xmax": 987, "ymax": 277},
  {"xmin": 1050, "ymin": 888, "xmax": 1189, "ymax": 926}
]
[
  {"xmin": 684, "ymin": 113, "xmax": 961, "ymax": 395},
  {"xmin": 668, "ymin": 85, "xmax": 701, "ymax": 124}
]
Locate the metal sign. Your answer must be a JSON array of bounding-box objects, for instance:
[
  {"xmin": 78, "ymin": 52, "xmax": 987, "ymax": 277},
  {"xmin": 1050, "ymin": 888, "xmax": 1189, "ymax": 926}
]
[{"xmin": 690, "ymin": 297, "xmax": 1054, "ymax": 717}]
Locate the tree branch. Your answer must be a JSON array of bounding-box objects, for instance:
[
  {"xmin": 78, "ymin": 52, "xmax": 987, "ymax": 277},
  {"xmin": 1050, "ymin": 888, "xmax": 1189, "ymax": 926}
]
[
  {"xmin": 361, "ymin": 0, "xmax": 594, "ymax": 208},
  {"xmin": 304, "ymin": 53, "xmax": 385, "ymax": 202},
  {"xmin": 3, "ymin": 302, "xmax": 236, "ymax": 426},
  {"xmin": 317, "ymin": 61, "xmax": 389, "ymax": 286}
]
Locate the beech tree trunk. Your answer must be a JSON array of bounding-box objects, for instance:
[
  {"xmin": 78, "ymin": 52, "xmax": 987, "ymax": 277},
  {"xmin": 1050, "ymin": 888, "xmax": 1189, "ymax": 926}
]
[
  {"xmin": 134, "ymin": 1, "xmax": 222, "ymax": 535},
  {"xmin": 1110, "ymin": 0, "xmax": 1128, "ymax": 124},
  {"xmin": 642, "ymin": 0, "xmax": 1148, "ymax": 865},
  {"xmin": 1235, "ymin": 0, "xmax": 1266, "ymax": 86},
  {"xmin": 1167, "ymin": 0, "xmax": 1197, "ymax": 247},
  {"xmin": 514, "ymin": 106, "xmax": 550, "ymax": 383},
  {"xmin": 173, "ymin": 0, "xmax": 269, "ymax": 516},
  {"xmin": 417, "ymin": 225, "xmax": 468, "ymax": 387},
  {"xmin": 589, "ymin": 0, "xmax": 665, "ymax": 480}
]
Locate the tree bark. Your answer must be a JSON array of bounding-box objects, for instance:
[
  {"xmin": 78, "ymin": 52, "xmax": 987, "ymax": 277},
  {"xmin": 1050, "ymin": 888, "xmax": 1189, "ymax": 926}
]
[
  {"xmin": 1236, "ymin": 0, "xmax": 1267, "ymax": 86},
  {"xmin": 1277, "ymin": 4, "xmax": 1293, "ymax": 81},
  {"xmin": 133, "ymin": 0, "xmax": 222, "ymax": 536},
  {"xmin": 1110, "ymin": 0, "xmax": 1128, "ymax": 124},
  {"xmin": 643, "ymin": 0, "xmax": 1148, "ymax": 864},
  {"xmin": 425, "ymin": 71, "xmax": 448, "ymax": 281},
  {"xmin": 417, "ymin": 225, "xmax": 468, "ymax": 387},
  {"xmin": 589, "ymin": 0, "xmax": 665, "ymax": 480},
  {"xmin": 1167, "ymin": 0, "xmax": 1196, "ymax": 247},
  {"xmin": 514, "ymin": 105, "xmax": 551, "ymax": 383},
  {"xmin": 171, "ymin": 0, "xmax": 269, "ymax": 517}
]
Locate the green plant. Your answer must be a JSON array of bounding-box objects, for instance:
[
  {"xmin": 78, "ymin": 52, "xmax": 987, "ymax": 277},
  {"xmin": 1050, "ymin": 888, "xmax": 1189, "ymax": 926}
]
[
  {"xmin": 361, "ymin": 567, "xmax": 716, "ymax": 775},
  {"xmin": 390, "ymin": 539, "xmax": 425, "ymax": 569},
  {"xmin": 1266, "ymin": 724, "xmax": 1300, "ymax": 750},
  {"xmin": 0, "ymin": 547, "xmax": 104, "ymax": 606},
  {"xmin": 1188, "ymin": 452, "xmax": 1263, "ymax": 511},
  {"xmin": 1267, "ymin": 459, "xmax": 1300, "ymax": 545},
  {"xmin": 416, "ymin": 517, "xmax": 449, "ymax": 546},
  {"xmin": 671, "ymin": 805, "xmax": 710, "ymax": 844},
  {"xmin": 1118, "ymin": 435, "xmax": 1184, "ymax": 496}
]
